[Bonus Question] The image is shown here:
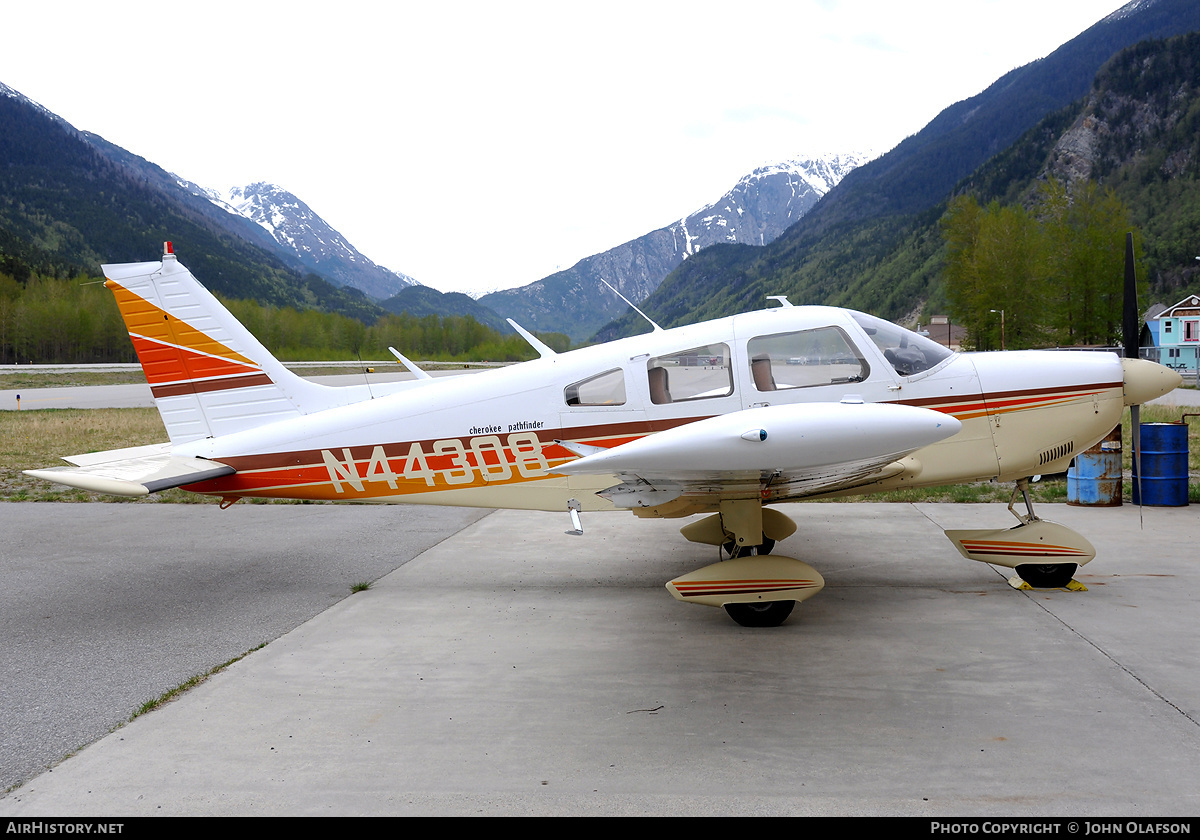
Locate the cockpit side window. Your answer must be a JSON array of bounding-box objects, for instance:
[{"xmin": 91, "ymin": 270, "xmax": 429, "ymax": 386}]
[
  {"xmin": 647, "ymin": 343, "xmax": 733, "ymax": 404},
  {"xmin": 564, "ymin": 368, "xmax": 626, "ymax": 406},
  {"xmin": 746, "ymin": 327, "xmax": 869, "ymax": 390},
  {"xmin": 850, "ymin": 313, "xmax": 953, "ymax": 377}
]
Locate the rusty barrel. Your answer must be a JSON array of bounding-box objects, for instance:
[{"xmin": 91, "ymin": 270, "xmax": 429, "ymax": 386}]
[{"xmin": 1067, "ymin": 426, "xmax": 1122, "ymax": 506}]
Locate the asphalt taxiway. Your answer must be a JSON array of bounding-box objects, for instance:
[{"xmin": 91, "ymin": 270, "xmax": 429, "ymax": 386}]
[{"xmin": 1, "ymin": 501, "xmax": 1197, "ymax": 816}]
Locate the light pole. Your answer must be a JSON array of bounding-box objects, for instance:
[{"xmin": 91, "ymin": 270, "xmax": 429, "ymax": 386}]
[{"xmin": 989, "ymin": 308, "xmax": 1006, "ymax": 350}]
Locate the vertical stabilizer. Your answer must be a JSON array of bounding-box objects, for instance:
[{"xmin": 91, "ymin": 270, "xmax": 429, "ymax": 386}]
[{"xmin": 103, "ymin": 244, "xmax": 354, "ymax": 443}]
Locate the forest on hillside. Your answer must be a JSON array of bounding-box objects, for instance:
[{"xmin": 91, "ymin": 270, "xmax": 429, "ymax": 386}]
[
  {"xmin": 941, "ymin": 179, "xmax": 1141, "ymax": 350},
  {"xmin": 0, "ymin": 271, "xmax": 567, "ymax": 365}
]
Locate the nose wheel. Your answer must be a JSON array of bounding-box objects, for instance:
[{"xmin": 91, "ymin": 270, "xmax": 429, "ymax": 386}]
[
  {"xmin": 1009, "ymin": 480, "xmax": 1084, "ymax": 590},
  {"xmin": 1015, "ymin": 562, "xmax": 1079, "ymax": 589}
]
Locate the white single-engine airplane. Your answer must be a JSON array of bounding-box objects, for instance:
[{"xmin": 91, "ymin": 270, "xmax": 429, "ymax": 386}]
[{"xmin": 27, "ymin": 245, "xmax": 1181, "ymax": 626}]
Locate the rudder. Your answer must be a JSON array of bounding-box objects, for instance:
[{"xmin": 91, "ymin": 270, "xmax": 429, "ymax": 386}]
[{"xmin": 104, "ymin": 243, "xmax": 354, "ymax": 444}]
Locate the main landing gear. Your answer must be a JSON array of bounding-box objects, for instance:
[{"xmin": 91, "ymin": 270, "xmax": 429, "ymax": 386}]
[
  {"xmin": 724, "ymin": 536, "xmax": 775, "ymax": 557},
  {"xmin": 668, "ymin": 500, "xmax": 818, "ymax": 627}
]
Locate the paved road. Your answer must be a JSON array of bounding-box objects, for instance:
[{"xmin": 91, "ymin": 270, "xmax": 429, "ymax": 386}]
[
  {"xmin": 0, "ymin": 502, "xmax": 488, "ymax": 793},
  {"xmin": 1150, "ymin": 387, "xmax": 1200, "ymax": 407},
  {"xmin": 2, "ymin": 502, "xmax": 1198, "ymax": 816}
]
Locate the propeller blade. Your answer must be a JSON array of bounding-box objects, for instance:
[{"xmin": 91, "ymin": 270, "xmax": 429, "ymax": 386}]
[
  {"xmin": 1123, "ymin": 233, "xmax": 1144, "ymax": 525},
  {"xmin": 1131, "ymin": 403, "xmax": 1143, "ymax": 527},
  {"xmin": 1123, "ymin": 232, "xmax": 1139, "ymax": 360}
]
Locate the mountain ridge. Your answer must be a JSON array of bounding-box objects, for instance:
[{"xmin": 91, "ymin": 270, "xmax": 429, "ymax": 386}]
[
  {"xmin": 604, "ymin": 0, "xmax": 1200, "ymax": 339},
  {"xmin": 187, "ymin": 181, "xmax": 419, "ymax": 301},
  {"xmin": 478, "ymin": 153, "xmax": 870, "ymax": 341},
  {"xmin": 0, "ymin": 82, "xmax": 385, "ymax": 322}
]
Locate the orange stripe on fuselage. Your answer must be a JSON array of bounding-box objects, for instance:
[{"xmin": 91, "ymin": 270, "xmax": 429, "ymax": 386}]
[{"xmin": 899, "ymin": 381, "xmax": 1119, "ymax": 421}]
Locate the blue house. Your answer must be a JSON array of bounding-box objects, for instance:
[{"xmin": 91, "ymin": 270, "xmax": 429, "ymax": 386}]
[{"xmin": 1144, "ymin": 294, "xmax": 1200, "ymax": 376}]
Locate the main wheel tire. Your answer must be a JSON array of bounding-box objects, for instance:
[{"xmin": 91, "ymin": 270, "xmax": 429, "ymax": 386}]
[
  {"xmin": 724, "ymin": 600, "xmax": 795, "ymax": 627},
  {"xmin": 1016, "ymin": 563, "xmax": 1078, "ymax": 589}
]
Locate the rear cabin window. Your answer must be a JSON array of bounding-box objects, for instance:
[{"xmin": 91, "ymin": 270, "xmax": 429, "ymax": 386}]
[
  {"xmin": 565, "ymin": 368, "xmax": 627, "ymax": 406},
  {"xmin": 747, "ymin": 327, "xmax": 869, "ymax": 391},
  {"xmin": 647, "ymin": 343, "xmax": 733, "ymax": 404}
]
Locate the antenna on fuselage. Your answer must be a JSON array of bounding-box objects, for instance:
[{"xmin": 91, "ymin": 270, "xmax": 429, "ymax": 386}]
[
  {"xmin": 598, "ymin": 277, "xmax": 662, "ymax": 332},
  {"xmin": 388, "ymin": 347, "xmax": 433, "ymax": 380},
  {"xmin": 356, "ymin": 351, "xmax": 376, "ymax": 400},
  {"xmin": 766, "ymin": 295, "xmax": 793, "ymax": 308},
  {"xmin": 506, "ymin": 319, "xmax": 558, "ymax": 359}
]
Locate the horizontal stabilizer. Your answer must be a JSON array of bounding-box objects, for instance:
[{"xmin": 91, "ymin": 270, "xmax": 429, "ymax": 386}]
[{"xmin": 24, "ymin": 443, "xmax": 235, "ymax": 497}]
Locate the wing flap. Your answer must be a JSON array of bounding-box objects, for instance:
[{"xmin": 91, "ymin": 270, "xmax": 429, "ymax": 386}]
[{"xmin": 25, "ymin": 446, "xmax": 235, "ymax": 497}]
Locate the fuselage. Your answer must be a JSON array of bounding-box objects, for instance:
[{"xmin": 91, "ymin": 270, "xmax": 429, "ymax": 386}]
[{"xmin": 175, "ymin": 304, "xmax": 1129, "ymax": 512}]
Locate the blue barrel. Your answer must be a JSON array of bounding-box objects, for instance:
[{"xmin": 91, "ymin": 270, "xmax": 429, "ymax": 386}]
[
  {"xmin": 1068, "ymin": 451, "xmax": 1123, "ymax": 506},
  {"xmin": 1131, "ymin": 423, "xmax": 1189, "ymax": 506}
]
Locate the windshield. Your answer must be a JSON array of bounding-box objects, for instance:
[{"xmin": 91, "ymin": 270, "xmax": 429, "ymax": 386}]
[{"xmin": 850, "ymin": 312, "xmax": 953, "ymax": 377}]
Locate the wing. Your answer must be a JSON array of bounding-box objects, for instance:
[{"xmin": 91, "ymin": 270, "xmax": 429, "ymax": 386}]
[
  {"xmin": 554, "ymin": 401, "xmax": 961, "ymax": 509},
  {"xmin": 24, "ymin": 443, "xmax": 235, "ymax": 497}
]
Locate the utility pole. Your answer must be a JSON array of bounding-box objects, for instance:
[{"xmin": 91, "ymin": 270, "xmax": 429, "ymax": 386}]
[{"xmin": 989, "ymin": 309, "xmax": 1006, "ymax": 350}]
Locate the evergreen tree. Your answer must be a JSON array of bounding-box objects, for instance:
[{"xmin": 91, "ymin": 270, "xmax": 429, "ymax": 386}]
[{"xmin": 941, "ymin": 180, "xmax": 1137, "ymax": 349}]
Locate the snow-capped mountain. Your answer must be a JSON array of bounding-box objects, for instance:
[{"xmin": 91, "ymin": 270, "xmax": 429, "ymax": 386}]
[
  {"xmin": 1, "ymin": 81, "xmax": 61, "ymax": 125},
  {"xmin": 670, "ymin": 153, "xmax": 874, "ymax": 254},
  {"xmin": 479, "ymin": 152, "xmax": 872, "ymax": 340},
  {"xmin": 187, "ymin": 181, "xmax": 418, "ymax": 300}
]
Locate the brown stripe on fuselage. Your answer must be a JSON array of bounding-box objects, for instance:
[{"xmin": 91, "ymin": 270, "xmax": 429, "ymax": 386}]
[
  {"xmin": 895, "ymin": 381, "xmax": 1121, "ymax": 415},
  {"xmin": 204, "ymin": 414, "xmax": 714, "ymax": 473}
]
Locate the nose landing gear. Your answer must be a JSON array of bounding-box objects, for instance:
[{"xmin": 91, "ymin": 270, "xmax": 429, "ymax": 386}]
[{"xmin": 946, "ymin": 479, "xmax": 1095, "ymax": 590}]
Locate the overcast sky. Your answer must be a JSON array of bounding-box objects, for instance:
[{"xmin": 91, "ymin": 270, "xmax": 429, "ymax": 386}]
[{"xmin": 2, "ymin": 1, "xmax": 1129, "ymax": 296}]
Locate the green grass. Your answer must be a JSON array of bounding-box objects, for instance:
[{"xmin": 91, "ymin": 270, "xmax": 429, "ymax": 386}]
[
  {"xmin": 1, "ymin": 408, "xmax": 330, "ymax": 503},
  {"xmin": 130, "ymin": 643, "xmax": 267, "ymax": 721},
  {"xmin": 1, "ymin": 407, "xmax": 170, "ymax": 501}
]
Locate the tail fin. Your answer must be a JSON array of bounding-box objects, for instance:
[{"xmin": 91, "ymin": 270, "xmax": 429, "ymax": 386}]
[{"xmin": 104, "ymin": 243, "xmax": 360, "ymax": 444}]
